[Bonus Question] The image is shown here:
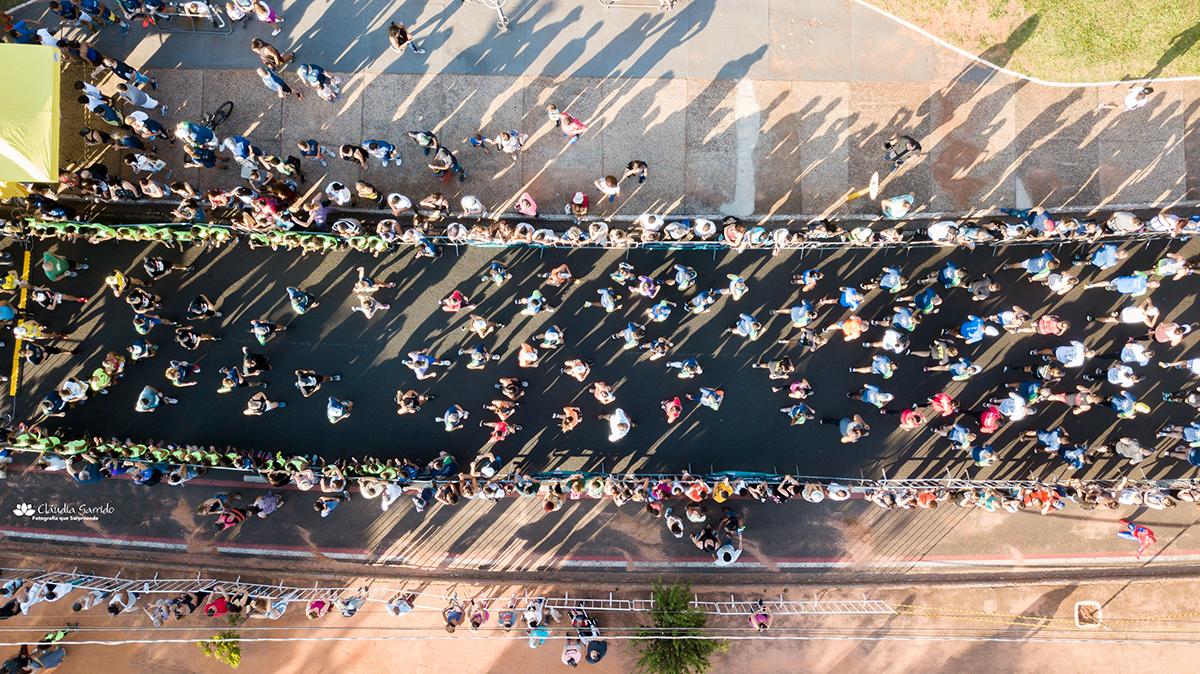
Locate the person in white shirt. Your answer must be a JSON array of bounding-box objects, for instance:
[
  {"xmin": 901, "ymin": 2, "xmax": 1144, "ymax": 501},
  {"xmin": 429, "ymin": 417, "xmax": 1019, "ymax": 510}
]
[
  {"xmin": 600, "ymin": 408, "xmax": 633, "ymax": 442},
  {"xmin": 107, "ymin": 589, "xmax": 142, "ymax": 616},
  {"xmin": 324, "ymin": 182, "xmax": 353, "ymax": 206},
  {"xmin": 1098, "ymin": 83, "xmax": 1154, "ymax": 112},
  {"xmin": 72, "ymin": 589, "xmax": 109, "ymax": 612}
]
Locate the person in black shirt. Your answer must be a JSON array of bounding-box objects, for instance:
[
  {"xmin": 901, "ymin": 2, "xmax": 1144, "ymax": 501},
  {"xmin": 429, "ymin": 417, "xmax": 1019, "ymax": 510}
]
[
  {"xmin": 241, "ymin": 347, "xmax": 270, "ymax": 376},
  {"xmin": 143, "ymin": 256, "xmax": 192, "ymax": 280}
]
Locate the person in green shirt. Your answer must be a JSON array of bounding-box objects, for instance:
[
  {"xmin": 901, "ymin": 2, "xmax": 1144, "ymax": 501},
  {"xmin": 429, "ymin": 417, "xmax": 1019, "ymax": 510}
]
[{"xmin": 42, "ymin": 252, "xmax": 88, "ymax": 282}]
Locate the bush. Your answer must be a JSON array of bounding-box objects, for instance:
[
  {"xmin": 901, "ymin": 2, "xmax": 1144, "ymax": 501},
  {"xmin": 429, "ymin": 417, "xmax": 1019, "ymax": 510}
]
[
  {"xmin": 632, "ymin": 578, "xmax": 727, "ymax": 674},
  {"xmin": 198, "ymin": 630, "xmax": 242, "ymax": 669}
]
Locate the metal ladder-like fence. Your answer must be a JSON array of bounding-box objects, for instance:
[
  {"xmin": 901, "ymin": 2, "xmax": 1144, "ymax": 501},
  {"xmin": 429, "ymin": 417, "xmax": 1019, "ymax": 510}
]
[
  {"xmin": 698, "ymin": 594, "xmax": 894, "ymax": 616},
  {"xmin": 0, "ymin": 569, "xmax": 894, "ymax": 617}
]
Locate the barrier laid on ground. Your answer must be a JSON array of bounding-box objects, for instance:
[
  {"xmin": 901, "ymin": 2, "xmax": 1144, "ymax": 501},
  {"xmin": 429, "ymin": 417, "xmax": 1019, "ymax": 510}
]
[{"xmin": 0, "ymin": 567, "xmax": 896, "ymax": 616}]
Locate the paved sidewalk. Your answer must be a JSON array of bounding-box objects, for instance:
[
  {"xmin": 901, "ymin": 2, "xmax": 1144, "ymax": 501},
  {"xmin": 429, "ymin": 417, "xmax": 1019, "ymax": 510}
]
[
  {"xmin": 22, "ymin": 0, "xmax": 1200, "ymax": 222},
  {"xmin": 5, "ymin": 466, "xmax": 1200, "ymax": 582}
]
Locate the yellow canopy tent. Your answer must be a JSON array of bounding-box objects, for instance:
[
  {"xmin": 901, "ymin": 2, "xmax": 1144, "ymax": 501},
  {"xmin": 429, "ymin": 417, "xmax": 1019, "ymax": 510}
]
[{"xmin": 0, "ymin": 45, "xmax": 60, "ymax": 184}]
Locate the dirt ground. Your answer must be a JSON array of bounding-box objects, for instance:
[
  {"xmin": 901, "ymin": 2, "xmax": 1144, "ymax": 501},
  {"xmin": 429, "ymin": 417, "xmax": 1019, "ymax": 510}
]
[{"xmin": 11, "ymin": 576, "xmax": 1200, "ymax": 674}]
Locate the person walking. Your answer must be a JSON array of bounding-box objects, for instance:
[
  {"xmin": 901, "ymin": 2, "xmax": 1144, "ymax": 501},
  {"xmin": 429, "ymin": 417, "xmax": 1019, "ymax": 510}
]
[
  {"xmin": 363, "ymin": 140, "xmax": 400, "ymax": 167},
  {"xmin": 883, "ymin": 135, "xmax": 921, "ymax": 170},
  {"xmin": 250, "ymin": 37, "xmax": 294, "ymax": 70},
  {"xmin": 622, "ymin": 160, "xmax": 648, "ymax": 184},
  {"xmin": 42, "ymin": 252, "xmax": 88, "ymax": 282},
  {"xmin": 595, "ymin": 175, "xmax": 620, "ymax": 202},
  {"xmin": 547, "ymin": 104, "xmax": 588, "ymax": 144},
  {"xmin": 116, "ymin": 83, "xmax": 164, "ymax": 115},
  {"xmin": 387, "ymin": 21, "xmax": 425, "ymax": 54},
  {"xmin": 1098, "ymin": 83, "xmax": 1154, "ymax": 112},
  {"xmin": 257, "ymin": 67, "xmax": 301, "ymax": 99}
]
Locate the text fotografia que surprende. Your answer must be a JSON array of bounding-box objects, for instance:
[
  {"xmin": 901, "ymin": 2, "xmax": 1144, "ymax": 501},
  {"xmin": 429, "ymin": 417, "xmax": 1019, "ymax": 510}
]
[{"xmin": 11, "ymin": 502, "xmax": 116, "ymax": 521}]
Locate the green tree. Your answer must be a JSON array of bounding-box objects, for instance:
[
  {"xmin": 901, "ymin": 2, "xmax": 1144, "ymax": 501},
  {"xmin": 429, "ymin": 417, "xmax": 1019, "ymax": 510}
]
[
  {"xmin": 632, "ymin": 578, "xmax": 727, "ymax": 674},
  {"xmin": 198, "ymin": 629, "xmax": 242, "ymax": 669}
]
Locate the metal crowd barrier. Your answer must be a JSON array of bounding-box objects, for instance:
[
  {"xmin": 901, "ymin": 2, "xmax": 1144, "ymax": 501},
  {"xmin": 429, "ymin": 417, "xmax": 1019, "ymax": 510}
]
[
  {"xmin": 0, "ymin": 568, "xmax": 895, "ymax": 616},
  {"xmin": 13, "ymin": 216, "xmax": 1199, "ymax": 255}
]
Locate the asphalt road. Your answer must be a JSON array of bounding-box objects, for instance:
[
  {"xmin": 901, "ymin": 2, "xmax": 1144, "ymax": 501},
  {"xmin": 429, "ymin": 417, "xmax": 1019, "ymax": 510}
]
[{"xmin": 12, "ymin": 228, "xmax": 1200, "ymax": 482}]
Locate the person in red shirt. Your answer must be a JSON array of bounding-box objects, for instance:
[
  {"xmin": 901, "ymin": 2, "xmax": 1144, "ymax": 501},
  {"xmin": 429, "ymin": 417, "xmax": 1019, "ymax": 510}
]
[
  {"xmin": 481, "ymin": 420, "xmax": 521, "ymax": 443},
  {"xmin": 927, "ymin": 393, "xmax": 957, "ymax": 417},
  {"xmin": 1117, "ymin": 520, "xmax": 1156, "ymax": 559},
  {"xmin": 879, "ymin": 406, "xmax": 925, "ymax": 430},
  {"xmin": 662, "ymin": 397, "xmax": 682, "ymax": 424},
  {"xmin": 962, "ymin": 405, "xmax": 1003, "ymax": 433}
]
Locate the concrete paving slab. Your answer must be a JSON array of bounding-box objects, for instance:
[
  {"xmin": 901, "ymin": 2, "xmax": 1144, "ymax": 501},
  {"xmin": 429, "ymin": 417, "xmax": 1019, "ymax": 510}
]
[
  {"xmin": 791, "ymin": 83, "xmax": 854, "ymax": 215},
  {"xmin": 597, "ymin": 77, "xmax": 687, "ymax": 214},
  {"xmin": 441, "ymin": 74, "xmax": 527, "ymax": 208},
  {"xmin": 1097, "ymin": 137, "xmax": 1189, "ymax": 205},
  {"xmin": 923, "ymin": 83, "xmax": 1018, "ymax": 210},
  {"xmin": 591, "ymin": 12, "xmax": 682, "ymax": 81},
  {"xmin": 439, "ymin": 1, "xmax": 529, "ymax": 76},
  {"xmin": 839, "ymin": 82, "xmax": 933, "ymax": 214},
  {"xmin": 516, "ymin": 76, "xmax": 606, "ymax": 207},
  {"xmin": 1012, "ymin": 85, "xmax": 1100, "ymax": 143},
  {"xmin": 747, "ymin": 80, "xmax": 803, "ymax": 215},
  {"xmin": 1011, "ymin": 139, "xmax": 1103, "ymax": 208},
  {"xmin": 765, "ymin": 0, "xmax": 852, "ymax": 82},
  {"xmin": 849, "ymin": 0, "xmax": 932, "ymax": 83},
  {"xmin": 523, "ymin": 8, "xmax": 607, "ymax": 78},
  {"xmin": 686, "ymin": 1, "xmax": 771, "ymax": 81}
]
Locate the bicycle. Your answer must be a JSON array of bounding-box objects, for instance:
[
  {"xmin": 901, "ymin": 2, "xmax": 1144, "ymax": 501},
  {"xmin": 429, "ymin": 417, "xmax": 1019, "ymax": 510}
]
[
  {"xmin": 199, "ymin": 101, "xmax": 234, "ymax": 132},
  {"xmin": 462, "ymin": 0, "xmax": 510, "ymax": 33}
]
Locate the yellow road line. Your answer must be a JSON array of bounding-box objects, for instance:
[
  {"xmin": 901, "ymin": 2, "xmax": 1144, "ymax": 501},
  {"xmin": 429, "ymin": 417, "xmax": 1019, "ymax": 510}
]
[{"xmin": 9, "ymin": 250, "xmax": 30, "ymax": 398}]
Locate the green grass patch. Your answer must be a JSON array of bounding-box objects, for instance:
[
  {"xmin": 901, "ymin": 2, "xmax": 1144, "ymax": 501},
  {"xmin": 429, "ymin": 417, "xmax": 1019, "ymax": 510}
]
[{"xmin": 872, "ymin": 0, "xmax": 1200, "ymax": 81}]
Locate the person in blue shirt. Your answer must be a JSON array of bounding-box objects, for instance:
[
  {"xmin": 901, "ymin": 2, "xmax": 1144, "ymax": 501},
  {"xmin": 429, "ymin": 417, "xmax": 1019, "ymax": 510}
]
[
  {"xmin": 222, "ymin": 136, "xmax": 262, "ymax": 165},
  {"xmin": 7, "ymin": 20, "xmax": 42, "ymax": 43},
  {"xmin": 1084, "ymin": 271, "xmax": 1160, "ymax": 296},
  {"xmin": 1004, "ymin": 248, "xmax": 1059, "ymax": 279},
  {"xmin": 861, "ymin": 266, "xmax": 907, "ymax": 294},
  {"xmin": 256, "ymin": 67, "xmax": 301, "ymax": 100},
  {"xmin": 897, "ymin": 287, "xmax": 941, "ymax": 315},
  {"xmin": 79, "ymin": 0, "xmax": 130, "ymax": 33},
  {"xmin": 175, "ymin": 121, "xmax": 215, "ymax": 148},
  {"xmin": 837, "ymin": 286, "xmax": 863, "ymax": 310},
  {"xmin": 49, "ymin": 1, "xmax": 98, "ymax": 32},
  {"xmin": 1087, "ymin": 243, "xmax": 1128, "ymax": 269},
  {"xmin": 362, "ymin": 139, "xmax": 399, "ymax": 167},
  {"xmin": 791, "ymin": 268, "xmax": 823, "ymax": 291}
]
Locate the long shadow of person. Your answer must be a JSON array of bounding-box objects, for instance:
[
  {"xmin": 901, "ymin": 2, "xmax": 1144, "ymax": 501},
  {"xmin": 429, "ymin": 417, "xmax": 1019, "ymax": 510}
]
[
  {"xmin": 978, "ymin": 13, "xmax": 1040, "ymax": 70},
  {"xmin": 1132, "ymin": 21, "xmax": 1200, "ymax": 81}
]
